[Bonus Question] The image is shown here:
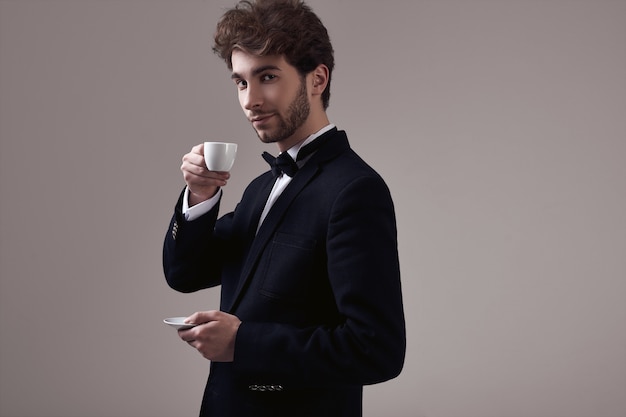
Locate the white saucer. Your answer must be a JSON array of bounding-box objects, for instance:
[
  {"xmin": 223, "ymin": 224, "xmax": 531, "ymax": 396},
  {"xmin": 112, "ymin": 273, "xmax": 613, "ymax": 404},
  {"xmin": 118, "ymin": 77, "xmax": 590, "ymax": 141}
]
[{"xmin": 163, "ymin": 317, "xmax": 198, "ymax": 330}]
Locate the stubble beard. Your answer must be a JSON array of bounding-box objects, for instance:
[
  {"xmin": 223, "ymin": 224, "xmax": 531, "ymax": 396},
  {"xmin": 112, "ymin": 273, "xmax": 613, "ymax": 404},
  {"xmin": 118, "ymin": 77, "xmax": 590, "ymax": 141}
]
[{"xmin": 253, "ymin": 79, "xmax": 310, "ymax": 145}]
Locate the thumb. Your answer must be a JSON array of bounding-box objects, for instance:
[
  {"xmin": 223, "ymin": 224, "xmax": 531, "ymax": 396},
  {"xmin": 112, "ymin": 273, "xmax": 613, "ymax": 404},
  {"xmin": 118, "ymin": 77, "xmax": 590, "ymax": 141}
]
[
  {"xmin": 186, "ymin": 310, "xmax": 219, "ymax": 324},
  {"xmin": 192, "ymin": 142, "xmax": 204, "ymax": 155}
]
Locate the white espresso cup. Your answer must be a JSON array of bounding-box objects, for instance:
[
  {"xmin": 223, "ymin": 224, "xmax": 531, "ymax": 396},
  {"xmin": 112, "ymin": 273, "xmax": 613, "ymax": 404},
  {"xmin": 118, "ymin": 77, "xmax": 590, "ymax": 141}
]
[{"xmin": 203, "ymin": 142, "xmax": 237, "ymax": 171}]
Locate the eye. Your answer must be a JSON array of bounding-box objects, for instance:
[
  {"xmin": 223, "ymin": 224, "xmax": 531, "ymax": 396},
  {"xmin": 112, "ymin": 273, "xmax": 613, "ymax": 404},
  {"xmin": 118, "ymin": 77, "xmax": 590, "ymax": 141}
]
[
  {"xmin": 261, "ymin": 74, "xmax": 277, "ymax": 82},
  {"xmin": 234, "ymin": 79, "xmax": 247, "ymax": 90}
]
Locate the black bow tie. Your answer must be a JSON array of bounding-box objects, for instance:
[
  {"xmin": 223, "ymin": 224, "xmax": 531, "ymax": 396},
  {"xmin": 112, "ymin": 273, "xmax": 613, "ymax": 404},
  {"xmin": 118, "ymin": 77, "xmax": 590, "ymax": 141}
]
[
  {"xmin": 262, "ymin": 151, "xmax": 298, "ymax": 178},
  {"xmin": 262, "ymin": 136, "xmax": 327, "ymax": 178}
]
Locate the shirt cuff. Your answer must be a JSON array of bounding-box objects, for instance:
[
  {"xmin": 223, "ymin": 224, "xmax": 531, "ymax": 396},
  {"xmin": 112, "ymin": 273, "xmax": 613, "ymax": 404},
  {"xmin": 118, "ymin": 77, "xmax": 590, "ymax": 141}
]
[{"xmin": 182, "ymin": 187, "xmax": 222, "ymax": 221}]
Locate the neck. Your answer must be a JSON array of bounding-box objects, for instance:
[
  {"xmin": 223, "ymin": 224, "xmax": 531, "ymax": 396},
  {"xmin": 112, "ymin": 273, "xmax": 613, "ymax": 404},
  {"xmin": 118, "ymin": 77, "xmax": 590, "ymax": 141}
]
[{"xmin": 277, "ymin": 111, "xmax": 330, "ymax": 152}]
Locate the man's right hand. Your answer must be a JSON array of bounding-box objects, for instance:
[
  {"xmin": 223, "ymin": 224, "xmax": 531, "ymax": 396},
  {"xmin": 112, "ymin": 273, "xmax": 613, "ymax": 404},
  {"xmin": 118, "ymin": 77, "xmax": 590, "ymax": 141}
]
[{"xmin": 181, "ymin": 143, "xmax": 231, "ymax": 206}]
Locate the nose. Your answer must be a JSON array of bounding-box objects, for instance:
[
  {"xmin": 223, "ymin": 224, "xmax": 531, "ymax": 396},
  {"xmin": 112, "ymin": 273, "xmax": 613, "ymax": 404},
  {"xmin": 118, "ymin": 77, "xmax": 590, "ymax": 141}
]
[{"xmin": 241, "ymin": 84, "xmax": 263, "ymax": 111}]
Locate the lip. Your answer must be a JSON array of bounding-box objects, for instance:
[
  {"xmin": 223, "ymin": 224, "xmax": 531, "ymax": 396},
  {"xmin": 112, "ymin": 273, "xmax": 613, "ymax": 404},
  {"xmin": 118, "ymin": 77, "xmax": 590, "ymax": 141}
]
[{"xmin": 250, "ymin": 114, "xmax": 274, "ymax": 127}]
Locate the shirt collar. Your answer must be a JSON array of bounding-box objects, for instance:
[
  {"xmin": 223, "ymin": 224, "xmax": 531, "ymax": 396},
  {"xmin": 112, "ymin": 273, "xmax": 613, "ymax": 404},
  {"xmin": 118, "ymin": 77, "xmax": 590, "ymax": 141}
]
[{"xmin": 286, "ymin": 123, "xmax": 336, "ymax": 161}]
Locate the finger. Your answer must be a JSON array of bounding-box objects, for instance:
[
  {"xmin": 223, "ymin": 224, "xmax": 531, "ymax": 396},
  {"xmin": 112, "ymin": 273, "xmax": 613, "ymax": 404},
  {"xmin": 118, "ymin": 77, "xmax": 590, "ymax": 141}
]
[
  {"xmin": 182, "ymin": 169, "xmax": 229, "ymax": 186},
  {"xmin": 181, "ymin": 152, "xmax": 208, "ymax": 174},
  {"xmin": 203, "ymin": 171, "xmax": 231, "ymax": 181},
  {"xmin": 185, "ymin": 311, "xmax": 207, "ymax": 324},
  {"xmin": 189, "ymin": 310, "xmax": 221, "ymax": 324},
  {"xmin": 183, "ymin": 146, "xmax": 234, "ymax": 174},
  {"xmin": 182, "ymin": 158, "xmax": 231, "ymax": 179},
  {"xmin": 182, "ymin": 167, "xmax": 230, "ymax": 199},
  {"xmin": 178, "ymin": 327, "xmax": 200, "ymax": 346}
]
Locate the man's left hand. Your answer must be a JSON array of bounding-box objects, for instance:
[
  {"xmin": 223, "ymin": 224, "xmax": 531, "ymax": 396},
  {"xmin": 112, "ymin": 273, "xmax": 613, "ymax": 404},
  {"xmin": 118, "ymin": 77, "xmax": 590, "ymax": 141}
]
[{"xmin": 179, "ymin": 310, "xmax": 242, "ymax": 362}]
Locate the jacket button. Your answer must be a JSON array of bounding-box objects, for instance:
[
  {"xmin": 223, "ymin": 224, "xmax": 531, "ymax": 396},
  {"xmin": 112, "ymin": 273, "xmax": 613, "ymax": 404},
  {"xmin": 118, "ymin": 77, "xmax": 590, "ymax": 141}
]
[
  {"xmin": 248, "ymin": 384, "xmax": 283, "ymax": 392},
  {"xmin": 171, "ymin": 221, "xmax": 178, "ymax": 240}
]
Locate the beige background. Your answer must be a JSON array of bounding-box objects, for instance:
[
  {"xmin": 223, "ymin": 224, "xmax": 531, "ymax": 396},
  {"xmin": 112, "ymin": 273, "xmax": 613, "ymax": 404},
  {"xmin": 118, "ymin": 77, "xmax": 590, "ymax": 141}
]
[{"xmin": 1, "ymin": 1, "xmax": 625, "ymax": 416}]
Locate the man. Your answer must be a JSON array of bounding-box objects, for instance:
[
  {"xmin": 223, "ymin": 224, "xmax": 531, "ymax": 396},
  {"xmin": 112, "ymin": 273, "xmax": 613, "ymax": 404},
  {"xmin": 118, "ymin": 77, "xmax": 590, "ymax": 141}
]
[{"xmin": 163, "ymin": 0, "xmax": 406, "ymax": 415}]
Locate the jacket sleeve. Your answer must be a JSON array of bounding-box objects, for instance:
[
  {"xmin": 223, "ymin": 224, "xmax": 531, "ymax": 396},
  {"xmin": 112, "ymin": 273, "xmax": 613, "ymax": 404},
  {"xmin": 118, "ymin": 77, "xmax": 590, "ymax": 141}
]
[
  {"xmin": 232, "ymin": 175, "xmax": 406, "ymax": 387},
  {"xmin": 162, "ymin": 189, "xmax": 225, "ymax": 293}
]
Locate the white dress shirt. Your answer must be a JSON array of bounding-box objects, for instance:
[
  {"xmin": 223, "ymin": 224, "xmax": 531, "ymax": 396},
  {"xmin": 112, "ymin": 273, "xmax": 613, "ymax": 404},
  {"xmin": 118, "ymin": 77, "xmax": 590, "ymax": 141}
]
[{"xmin": 183, "ymin": 124, "xmax": 335, "ymax": 226}]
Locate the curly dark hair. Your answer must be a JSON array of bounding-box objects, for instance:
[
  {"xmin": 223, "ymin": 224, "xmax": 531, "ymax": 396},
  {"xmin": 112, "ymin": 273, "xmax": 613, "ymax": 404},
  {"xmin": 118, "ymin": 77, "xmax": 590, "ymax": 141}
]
[{"xmin": 213, "ymin": 0, "xmax": 335, "ymax": 109}]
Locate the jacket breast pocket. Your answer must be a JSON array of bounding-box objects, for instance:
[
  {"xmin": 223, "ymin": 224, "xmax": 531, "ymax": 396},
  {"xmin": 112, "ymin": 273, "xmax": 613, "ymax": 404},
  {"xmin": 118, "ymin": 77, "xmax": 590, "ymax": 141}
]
[{"xmin": 260, "ymin": 233, "xmax": 317, "ymax": 304}]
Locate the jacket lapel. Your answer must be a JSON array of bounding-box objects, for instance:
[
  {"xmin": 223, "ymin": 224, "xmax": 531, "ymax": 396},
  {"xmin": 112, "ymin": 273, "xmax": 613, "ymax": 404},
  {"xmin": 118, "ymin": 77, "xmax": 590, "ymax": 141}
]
[
  {"xmin": 225, "ymin": 130, "xmax": 350, "ymax": 313},
  {"xmin": 247, "ymin": 174, "xmax": 276, "ymax": 238}
]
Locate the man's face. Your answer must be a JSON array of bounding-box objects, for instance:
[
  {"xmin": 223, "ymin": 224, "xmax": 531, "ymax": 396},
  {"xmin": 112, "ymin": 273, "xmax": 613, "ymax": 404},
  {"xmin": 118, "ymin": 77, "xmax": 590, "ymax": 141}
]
[{"xmin": 231, "ymin": 50, "xmax": 311, "ymax": 148}]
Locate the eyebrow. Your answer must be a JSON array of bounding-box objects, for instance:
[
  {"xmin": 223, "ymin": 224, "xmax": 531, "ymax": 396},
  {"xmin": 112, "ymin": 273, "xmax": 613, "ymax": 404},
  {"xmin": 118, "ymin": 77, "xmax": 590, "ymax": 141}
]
[{"xmin": 231, "ymin": 65, "xmax": 282, "ymax": 80}]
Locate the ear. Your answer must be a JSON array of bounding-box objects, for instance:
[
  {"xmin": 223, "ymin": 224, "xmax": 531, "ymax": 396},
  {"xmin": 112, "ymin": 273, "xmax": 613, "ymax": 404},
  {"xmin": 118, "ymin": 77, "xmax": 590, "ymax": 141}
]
[{"xmin": 309, "ymin": 64, "xmax": 329, "ymax": 96}]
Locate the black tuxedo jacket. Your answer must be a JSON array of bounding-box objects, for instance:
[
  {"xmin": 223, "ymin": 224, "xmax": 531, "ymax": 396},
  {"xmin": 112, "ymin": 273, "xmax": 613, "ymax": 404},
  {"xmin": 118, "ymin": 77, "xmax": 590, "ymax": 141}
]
[{"xmin": 163, "ymin": 128, "xmax": 405, "ymax": 416}]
